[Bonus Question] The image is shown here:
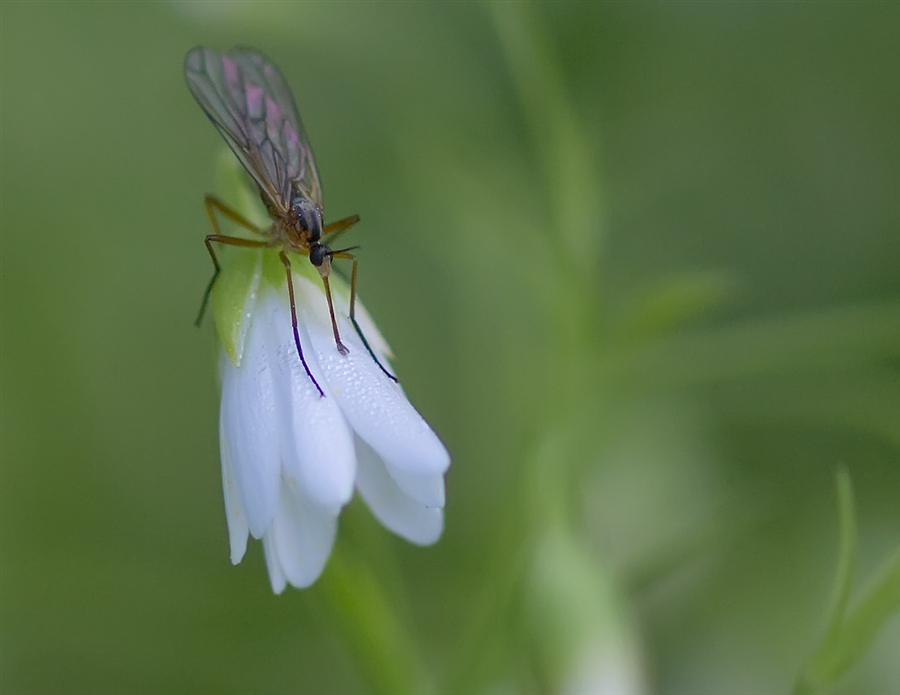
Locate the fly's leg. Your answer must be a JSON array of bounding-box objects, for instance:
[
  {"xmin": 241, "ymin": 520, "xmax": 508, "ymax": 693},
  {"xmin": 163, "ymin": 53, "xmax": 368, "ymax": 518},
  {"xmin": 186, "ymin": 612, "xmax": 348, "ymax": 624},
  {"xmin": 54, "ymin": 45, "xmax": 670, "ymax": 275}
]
[
  {"xmin": 321, "ymin": 214, "xmax": 360, "ymax": 247},
  {"xmin": 320, "ymin": 274, "xmax": 349, "ymax": 356},
  {"xmin": 195, "ymin": 195, "xmax": 267, "ymax": 327},
  {"xmin": 331, "ymin": 251, "xmax": 398, "ymax": 383},
  {"xmin": 318, "ymin": 214, "xmax": 360, "ymax": 355},
  {"xmin": 280, "ymin": 251, "xmax": 325, "ymax": 398}
]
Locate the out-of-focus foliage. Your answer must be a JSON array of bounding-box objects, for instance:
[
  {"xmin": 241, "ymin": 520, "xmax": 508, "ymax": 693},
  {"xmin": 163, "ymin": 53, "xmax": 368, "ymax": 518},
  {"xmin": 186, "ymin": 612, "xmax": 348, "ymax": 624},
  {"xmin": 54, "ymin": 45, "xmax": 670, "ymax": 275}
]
[
  {"xmin": 1, "ymin": 3, "xmax": 897, "ymax": 694},
  {"xmin": 795, "ymin": 469, "xmax": 900, "ymax": 695}
]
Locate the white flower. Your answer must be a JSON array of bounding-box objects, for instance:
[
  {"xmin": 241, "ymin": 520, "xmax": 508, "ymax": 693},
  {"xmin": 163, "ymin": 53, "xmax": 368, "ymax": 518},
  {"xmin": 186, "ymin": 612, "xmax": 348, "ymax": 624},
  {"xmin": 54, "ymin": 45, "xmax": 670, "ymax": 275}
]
[{"xmin": 217, "ymin": 262, "xmax": 450, "ymax": 593}]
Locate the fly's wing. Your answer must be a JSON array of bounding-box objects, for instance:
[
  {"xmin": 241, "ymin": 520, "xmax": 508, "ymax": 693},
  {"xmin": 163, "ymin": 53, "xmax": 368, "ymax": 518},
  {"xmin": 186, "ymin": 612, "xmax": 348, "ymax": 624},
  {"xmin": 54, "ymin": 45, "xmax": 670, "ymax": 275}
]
[
  {"xmin": 227, "ymin": 47, "xmax": 323, "ymax": 207},
  {"xmin": 184, "ymin": 46, "xmax": 323, "ymax": 212}
]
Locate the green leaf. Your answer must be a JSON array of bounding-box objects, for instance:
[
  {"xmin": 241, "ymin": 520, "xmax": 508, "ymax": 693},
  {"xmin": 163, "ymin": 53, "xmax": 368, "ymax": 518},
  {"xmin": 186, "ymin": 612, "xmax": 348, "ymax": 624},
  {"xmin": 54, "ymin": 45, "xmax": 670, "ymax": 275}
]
[
  {"xmin": 793, "ymin": 468, "xmax": 900, "ymax": 694},
  {"xmin": 628, "ymin": 300, "xmax": 900, "ymax": 386},
  {"xmin": 617, "ymin": 271, "xmax": 737, "ymax": 342},
  {"xmin": 823, "ymin": 551, "xmax": 900, "ymax": 683},
  {"xmin": 807, "ymin": 467, "xmax": 858, "ymax": 677}
]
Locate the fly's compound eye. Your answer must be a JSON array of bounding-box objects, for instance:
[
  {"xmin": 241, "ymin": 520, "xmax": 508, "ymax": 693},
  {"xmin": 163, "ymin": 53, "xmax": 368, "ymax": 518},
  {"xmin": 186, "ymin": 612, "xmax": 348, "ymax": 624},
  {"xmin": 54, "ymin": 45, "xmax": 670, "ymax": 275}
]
[{"xmin": 309, "ymin": 244, "xmax": 329, "ymax": 267}]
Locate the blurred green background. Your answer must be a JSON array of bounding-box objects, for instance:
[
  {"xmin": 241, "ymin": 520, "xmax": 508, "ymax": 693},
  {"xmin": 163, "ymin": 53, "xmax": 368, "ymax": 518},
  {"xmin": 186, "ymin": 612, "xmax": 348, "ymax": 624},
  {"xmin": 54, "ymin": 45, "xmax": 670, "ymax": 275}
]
[{"xmin": 2, "ymin": 3, "xmax": 898, "ymax": 694}]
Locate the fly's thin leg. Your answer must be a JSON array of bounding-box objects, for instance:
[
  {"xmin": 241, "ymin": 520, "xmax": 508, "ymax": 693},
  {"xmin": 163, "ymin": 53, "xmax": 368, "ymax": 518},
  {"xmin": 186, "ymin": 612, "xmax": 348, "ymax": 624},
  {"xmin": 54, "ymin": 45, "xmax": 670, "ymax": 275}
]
[
  {"xmin": 321, "ymin": 214, "xmax": 360, "ymax": 247},
  {"xmin": 332, "ymin": 251, "xmax": 398, "ymax": 383},
  {"xmin": 205, "ymin": 195, "xmax": 263, "ymax": 235},
  {"xmin": 280, "ymin": 251, "xmax": 325, "ymax": 398},
  {"xmin": 195, "ymin": 195, "xmax": 267, "ymax": 327},
  {"xmin": 321, "ymin": 275, "xmax": 349, "ymax": 356},
  {"xmin": 197, "ymin": 234, "xmax": 267, "ymax": 327}
]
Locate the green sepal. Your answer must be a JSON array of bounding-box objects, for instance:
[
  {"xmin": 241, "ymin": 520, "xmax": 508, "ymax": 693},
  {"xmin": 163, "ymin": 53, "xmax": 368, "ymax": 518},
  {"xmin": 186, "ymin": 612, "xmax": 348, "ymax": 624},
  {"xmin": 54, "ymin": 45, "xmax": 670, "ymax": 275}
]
[
  {"xmin": 209, "ymin": 149, "xmax": 269, "ymax": 367},
  {"xmin": 211, "ymin": 247, "xmax": 263, "ymax": 367},
  {"xmin": 261, "ymin": 247, "xmax": 287, "ymax": 290}
]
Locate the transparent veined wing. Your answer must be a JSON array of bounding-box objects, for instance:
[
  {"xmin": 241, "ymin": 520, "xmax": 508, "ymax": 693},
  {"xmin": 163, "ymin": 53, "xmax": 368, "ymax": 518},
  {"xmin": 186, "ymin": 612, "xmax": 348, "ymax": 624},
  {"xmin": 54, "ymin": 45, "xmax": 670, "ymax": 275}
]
[
  {"xmin": 226, "ymin": 47, "xmax": 323, "ymax": 207},
  {"xmin": 184, "ymin": 46, "xmax": 323, "ymax": 212}
]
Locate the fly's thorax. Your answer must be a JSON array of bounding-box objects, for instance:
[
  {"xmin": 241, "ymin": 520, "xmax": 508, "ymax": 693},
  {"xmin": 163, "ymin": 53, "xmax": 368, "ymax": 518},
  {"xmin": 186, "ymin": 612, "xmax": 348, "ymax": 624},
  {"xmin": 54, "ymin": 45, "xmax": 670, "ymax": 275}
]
[{"xmin": 290, "ymin": 198, "xmax": 324, "ymax": 244}]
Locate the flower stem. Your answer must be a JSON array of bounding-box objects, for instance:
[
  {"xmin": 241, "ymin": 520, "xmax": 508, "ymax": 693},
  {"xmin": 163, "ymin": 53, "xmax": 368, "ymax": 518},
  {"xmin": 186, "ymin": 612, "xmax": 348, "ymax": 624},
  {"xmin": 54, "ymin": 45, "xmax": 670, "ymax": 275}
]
[{"xmin": 317, "ymin": 548, "xmax": 431, "ymax": 695}]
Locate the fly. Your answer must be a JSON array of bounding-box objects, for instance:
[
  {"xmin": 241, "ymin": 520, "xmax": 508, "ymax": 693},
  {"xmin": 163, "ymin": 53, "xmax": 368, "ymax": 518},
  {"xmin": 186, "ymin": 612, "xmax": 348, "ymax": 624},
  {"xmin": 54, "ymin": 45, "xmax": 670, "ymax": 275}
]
[{"xmin": 184, "ymin": 46, "xmax": 396, "ymax": 396}]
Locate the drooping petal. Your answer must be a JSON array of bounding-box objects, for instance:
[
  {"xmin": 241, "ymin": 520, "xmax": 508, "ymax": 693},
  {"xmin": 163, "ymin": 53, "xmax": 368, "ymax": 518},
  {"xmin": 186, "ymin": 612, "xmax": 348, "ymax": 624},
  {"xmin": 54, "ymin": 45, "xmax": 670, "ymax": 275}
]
[
  {"xmin": 220, "ymin": 441, "xmax": 249, "ymax": 564},
  {"xmin": 383, "ymin": 465, "xmax": 446, "ymax": 509},
  {"xmin": 294, "ymin": 274, "xmax": 450, "ymax": 479},
  {"xmin": 262, "ymin": 533, "xmax": 287, "ymax": 595},
  {"xmin": 261, "ymin": 292, "xmax": 356, "ymax": 509},
  {"xmin": 219, "ymin": 313, "xmax": 281, "ymax": 539},
  {"xmin": 330, "ymin": 283, "xmax": 393, "ymax": 360},
  {"xmin": 269, "ymin": 483, "xmax": 339, "ymax": 589},
  {"xmin": 355, "ymin": 437, "xmax": 444, "ymax": 546}
]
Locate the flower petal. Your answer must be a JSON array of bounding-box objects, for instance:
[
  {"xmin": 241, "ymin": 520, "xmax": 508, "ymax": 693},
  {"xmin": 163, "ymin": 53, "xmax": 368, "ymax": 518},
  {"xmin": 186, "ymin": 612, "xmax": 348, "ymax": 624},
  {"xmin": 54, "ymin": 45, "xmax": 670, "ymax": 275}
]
[
  {"xmin": 261, "ymin": 292, "xmax": 356, "ymax": 509},
  {"xmin": 330, "ymin": 282, "xmax": 393, "ymax": 360},
  {"xmin": 270, "ymin": 483, "xmax": 339, "ymax": 589},
  {"xmin": 384, "ymin": 465, "xmax": 446, "ymax": 508},
  {"xmin": 220, "ymin": 442, "xmax": 249, "ymax": 564},
  {"xmin": 219, "ymin": 313, "xmax": 280, "ymax": 538},
  {"xmin": 295, "ymin": 275, "xmax": 450, "ymax": 478},
  {"xmin": 262, "ymin": 533, "xmax": 287, "ymax": 595},
  {"xmin": 355, "ymin": 437, "xmax": 444, "ymax": 546}
]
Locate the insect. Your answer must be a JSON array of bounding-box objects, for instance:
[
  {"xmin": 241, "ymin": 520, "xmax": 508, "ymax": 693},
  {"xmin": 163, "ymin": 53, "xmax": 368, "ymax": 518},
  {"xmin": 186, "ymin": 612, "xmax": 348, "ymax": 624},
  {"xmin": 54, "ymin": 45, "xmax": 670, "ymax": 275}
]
[{"xmin": 184, "ymin": 46, "xmax": 396, "ymax": 396}]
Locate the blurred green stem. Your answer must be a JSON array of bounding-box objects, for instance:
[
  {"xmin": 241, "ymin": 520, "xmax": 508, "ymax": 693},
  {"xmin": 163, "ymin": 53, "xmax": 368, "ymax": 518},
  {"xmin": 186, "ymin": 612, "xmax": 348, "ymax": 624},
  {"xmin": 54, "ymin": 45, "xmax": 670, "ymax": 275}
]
[
  {"xmin": 317, "ymin": 548, "xmax": 431, "ymax": 695},
  {"xmin": 489, "ymin": 2, "xmax": 605, "ymax": 283},
  {"xmin": 447, "ymin": 8, "xmax": 629, "ymax": 692},
  {"xmin": 489, "ymin": 2, "xmax": 606, "ymax": 396}
]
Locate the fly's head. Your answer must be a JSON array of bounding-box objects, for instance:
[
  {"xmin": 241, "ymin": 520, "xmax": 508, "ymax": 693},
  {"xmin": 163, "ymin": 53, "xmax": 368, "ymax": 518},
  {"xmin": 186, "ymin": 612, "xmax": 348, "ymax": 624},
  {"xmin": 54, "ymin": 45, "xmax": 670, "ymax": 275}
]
[{"xmin": 309, "ymin": 242, "xmax": 333, "ymax": 278}]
